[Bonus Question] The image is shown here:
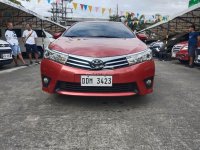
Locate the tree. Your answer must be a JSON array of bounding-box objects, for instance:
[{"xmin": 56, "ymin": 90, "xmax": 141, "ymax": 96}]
[{"xmin": 8, "ymin": 0, "xmax": 30, "ymax": 5}]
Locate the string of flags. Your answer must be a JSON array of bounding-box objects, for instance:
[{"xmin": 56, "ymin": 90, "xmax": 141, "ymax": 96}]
[
  {"xmin": 36, "ymin": 0, "xmax": 169, "ymax": 22},
  {"xmin": 72, "ymin": 2, "xmax": 112, "ymax": 15}
]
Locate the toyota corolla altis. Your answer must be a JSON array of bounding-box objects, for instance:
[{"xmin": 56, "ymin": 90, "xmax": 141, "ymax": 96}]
[{"xmin": 41, "ymin": 21, "xmax": 155, "ymax": 97}]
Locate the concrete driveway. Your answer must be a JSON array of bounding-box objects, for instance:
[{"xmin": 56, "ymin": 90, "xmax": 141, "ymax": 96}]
[{"xmin": 0, "ymin": 60, "xmax": 200, "ymax": 150}]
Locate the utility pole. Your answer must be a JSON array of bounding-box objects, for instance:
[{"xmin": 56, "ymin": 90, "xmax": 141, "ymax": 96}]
[{"xmin": 117, "ymin": 4, "xmax": 119, "ymax": 17}]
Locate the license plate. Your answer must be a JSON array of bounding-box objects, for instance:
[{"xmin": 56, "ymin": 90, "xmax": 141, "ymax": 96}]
[
  {"xmin": 81, "ymin": 75, "xmax": 112, "ymax": 87},
  {"xmin": 198, "ymin": 55, "xmax": 200, "ymax": 60},
  {"xmin": 3, "ymin": 54, "xmax": 11, "ymax": 59}
]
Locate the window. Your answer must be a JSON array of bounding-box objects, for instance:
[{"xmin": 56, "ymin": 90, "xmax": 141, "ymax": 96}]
[{"xmin": 63, "ymin": 22, "xmax": 135, "ymax": 38}]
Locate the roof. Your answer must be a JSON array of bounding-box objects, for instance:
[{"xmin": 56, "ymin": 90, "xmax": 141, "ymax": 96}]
[
  {"xmin": 140, "ymin": 3, "xmax": 200, "ymax": 39},
  {"xmin": 0, "ymin": 0, "xmax": 66, "ymax": 33}
]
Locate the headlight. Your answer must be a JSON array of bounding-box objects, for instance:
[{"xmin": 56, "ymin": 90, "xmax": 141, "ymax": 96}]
[
  {"xmin": 44, "ymin": 48, "xmax": 68, "ymax": 64},
  {"xmin": 126, "ymin": 49, "xmax": 152, "ymax": 65},
  {"xmin": 182, "ymin": 46, "xmax": 188, "ymax": 50}
]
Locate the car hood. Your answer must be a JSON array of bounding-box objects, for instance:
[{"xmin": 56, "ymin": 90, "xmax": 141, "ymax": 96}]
[
  {"xmin": 0, "ymin": 40, "xmax": 9, "ymax": 44},
  {"xmin": 177, "ymin": 41, "xmax": 188, "ymax": 46},
  {"xmin": 49, "ymin": 37, "xmax": 147, "ymax": 58}
]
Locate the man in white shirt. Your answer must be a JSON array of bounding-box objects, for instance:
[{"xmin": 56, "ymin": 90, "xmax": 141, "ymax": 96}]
[
  {"xmin": 23, "ymin": 24, "xmax": 39, "ymax": 64},
  {"xmin": 5, "ymin": 22, "xmax": 27, "ymax": 66}
]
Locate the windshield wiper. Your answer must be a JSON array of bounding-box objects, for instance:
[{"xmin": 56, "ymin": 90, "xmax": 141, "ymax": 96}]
[
  {"xmin": 65, "ymin": 36, "xmax": 80, "ymax": 38},
  {"xmin": 91, "ymin": 36, "xmax": 119, "ymax": 38}
]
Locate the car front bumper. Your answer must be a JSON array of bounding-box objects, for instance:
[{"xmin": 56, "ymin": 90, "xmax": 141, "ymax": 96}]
[
  {"xmin": 176, "ymin": 51, "xmax": 189, "ymax": 61},
  {"xmin": 0, "ymin": 58, "xmax": 13, "ymax": 66},
  {"xmin": 41, "ymin": 59, "xmax": 155, "ymax": 96}
]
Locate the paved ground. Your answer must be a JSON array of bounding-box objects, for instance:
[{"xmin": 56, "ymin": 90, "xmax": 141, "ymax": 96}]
[{"xmin": 0, "ymin": 60, "xmax": 200, "ymax": 150}]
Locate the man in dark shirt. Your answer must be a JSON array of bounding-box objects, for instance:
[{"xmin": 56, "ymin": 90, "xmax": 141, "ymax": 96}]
[{"xmin": 188, "ymin": 25, "xmax": 200, "ymax": 68}]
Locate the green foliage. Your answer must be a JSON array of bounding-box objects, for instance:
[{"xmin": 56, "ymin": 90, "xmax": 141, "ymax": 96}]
[{"xmin": 8, "ymin": 0, "xmax": 30, "ymax": 5}]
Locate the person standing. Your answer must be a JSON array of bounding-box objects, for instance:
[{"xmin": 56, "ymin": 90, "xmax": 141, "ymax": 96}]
[
  {"xmin": 5, "ymin": 22, "xmax": 28, "ymax": 67},
  {"xmin": 23, "ymin": 24, "xmax": 39, "ymax": 64},
  {"xmin": 188, "ymin": 25, "xmax": 200, "ymax": 68}
]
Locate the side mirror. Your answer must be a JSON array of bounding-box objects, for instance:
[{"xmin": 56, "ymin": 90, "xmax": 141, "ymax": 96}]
[
  {"xmin": 53, "ymin": 32, "xmax": 62, "ymax": 39},
  {"xmin": 136, "ymin": 33, "xmax": 148, "ymax": 43}
]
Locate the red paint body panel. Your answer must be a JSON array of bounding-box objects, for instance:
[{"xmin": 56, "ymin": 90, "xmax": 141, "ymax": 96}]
[
  {"xmin": 49, "ymin": 38, "xmax": 147, "ymax": 58},
  {"xmin": 41, "ymin": 59, "xmax": 155, "ymax": 96},
  {"xmin": 175, "ymin": 42, "xmax": 189, "ymax": 61}
]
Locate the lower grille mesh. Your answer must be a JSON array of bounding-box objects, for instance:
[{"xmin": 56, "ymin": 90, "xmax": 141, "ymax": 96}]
[{"xmin": 56, "ymin": 81, "xmax": 138, "ymax": 93}]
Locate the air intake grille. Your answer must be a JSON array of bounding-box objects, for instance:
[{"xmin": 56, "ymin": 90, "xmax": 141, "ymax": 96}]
[
  {"xmin": 66, "ymin": 55, "xmax": 129, "ymax": 70},
  {"xmin": 56, "ymin": 81, "xmax": 138, "ymax": 93}
]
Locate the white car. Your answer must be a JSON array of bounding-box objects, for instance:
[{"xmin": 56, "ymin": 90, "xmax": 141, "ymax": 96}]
[
  {"xmin": 0, "ymin": 39, "xmax": 13, "ymax": 67},
  {"xmin": 0, "ymin": 29, "xmax": 55, "ymax": 58}
]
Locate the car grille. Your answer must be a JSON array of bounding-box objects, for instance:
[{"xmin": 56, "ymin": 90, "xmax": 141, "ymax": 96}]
[
  {"xmin": 0, "ymin": 49, "xmax": 12, "ymax": 59},
  {"xmin": 0, "ymin": 44, "xmax": 10, "ymax": 47},
  {"xmin": 56, "ymin": 81, "xmax": 138, "ymax": 93},
  {"xmin": 172, "ymin": 45, "xmax": 183, "ymax": 52},
  {"xmin": 66, "ymin": 55, "xmax": 129, "ymax": 70}
]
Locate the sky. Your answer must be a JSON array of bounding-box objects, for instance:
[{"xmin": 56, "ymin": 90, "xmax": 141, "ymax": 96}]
[{"xmin": 19, "ymin": 0, "xmax": 190, "ymax": 19}]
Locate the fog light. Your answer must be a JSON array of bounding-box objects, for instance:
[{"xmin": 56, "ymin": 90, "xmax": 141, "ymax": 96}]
[
  {"xmin": 42, "ymin": 76, "xmax": 51, "ymax": 87},
  {"xmin": 144, "ymin": 77, "xmax": 153, "ymax": 89},
  {"xmin": 43, "ymin": 77, "xmax": 49, "ymax": 84},
  {"xmin": 146, "ymin": 80, "xmax": 152, "ymax": 86}
]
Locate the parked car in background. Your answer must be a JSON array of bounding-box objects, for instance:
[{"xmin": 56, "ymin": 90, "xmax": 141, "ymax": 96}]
[
  {"xmin": 137, "ymin": 33, "xmax": 148, "ymax": 43},
  {"xmin": 149, "ymin": 41, "xmax": 164, "ymax": 57},
  {"xmin": 160, "ymin": 33, "xmax": 189, "ymax": 54},
  {"xmin": 0, "ymin": 39, "xmax": 13, "ymax": 67},
  {"xmin": 0, "ymin": 29, "xmax": 55, "ymax": 58},
  {"xmin": 41, "ymin": 21, "xmax": 155, "ymax": 97},
  {"xmin": 175, "ymin": 42, "xmax": 189, "ymax": 63},
  {"xmin": 175, "ymin": 42, "xmax": 200, "ymax": 65}
]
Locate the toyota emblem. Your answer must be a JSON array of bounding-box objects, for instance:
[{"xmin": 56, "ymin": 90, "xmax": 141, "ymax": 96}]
[{"xmin": 90, "ymin": 59, "xmax": 104, "ymax": 70}]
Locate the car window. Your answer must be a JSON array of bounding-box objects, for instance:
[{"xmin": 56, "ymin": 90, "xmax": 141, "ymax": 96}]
[
  {"xmin": 63, "ymin": 22, "xmax": 135, "ymax": 38},
  {"xmin": 35, "ymin": 30, "xmax": 46, "ymax": 38}
]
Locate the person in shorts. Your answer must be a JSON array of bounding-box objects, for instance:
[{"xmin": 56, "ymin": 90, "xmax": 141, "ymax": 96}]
[
  {"xmin": 5, "ymin": 22, "xmax": 28, "ymax": 67},
  {"xmin": 188, "ymin": 25, "xmax": 200, "ymax": 68},
  {"xmin": 196, "ymin": 37, "xmax": 200, "ymax": 61},
  {"xmin": 23, "ymin": 24, "xmax": 39, "ymax": 64}
]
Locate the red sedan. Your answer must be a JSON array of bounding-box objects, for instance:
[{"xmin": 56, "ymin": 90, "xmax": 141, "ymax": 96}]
[
  {"xmin": 41, "ymin": 22, "xmax": 155, "ymax": 97},
  {"xmin": 175, "ymin": 41, "xmax": 189, "ymax": 62}
]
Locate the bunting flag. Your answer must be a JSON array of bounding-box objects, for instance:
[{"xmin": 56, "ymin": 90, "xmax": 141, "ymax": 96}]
[
  {"xmin": 102, "ymin": 8, "xmax": 106, "ymax": 14},
  {"xmin": 83, "ymin": 5, "xmax": 88, "ymax": 10},
  {"xmin": 80, "ymin": 4, "xmax": 84, "ymax": 10},
  {"xmin": 88, "ymin": 5, "xmax": 93, "ymax": 12},
  {"xmin": 73, "ymin": 3, "xmax": 78, "ymax": 10},
  {"xmin": 56, "ymin": 0, "xmax": 60, "ymax": 4},
  {"xmin": 95, "ymin": 7, "xmax": 99, "ymax": 12},
  {"xmin": 38, "ymin": 0, "xmax": 42, "ymax": 3},
  {"xmin": 47, "ymin": 0, "xmax": 50, "ymax": 3}
]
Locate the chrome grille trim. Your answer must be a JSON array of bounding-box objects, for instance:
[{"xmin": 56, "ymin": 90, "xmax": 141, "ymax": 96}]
[
  {"xmin": 66, "ymin": 54, "xmax": 129, "ymax": 70},
  {"xmin": 68, "ymin": 57, "xmax": 90, "ymax": 65},
  {"xmin": 172, "ymin": 45, "xmax": 183, "ymax": 52},
  {"xmin": 67, "ymin": 62, "xmax": 91, "ymax": 69}
]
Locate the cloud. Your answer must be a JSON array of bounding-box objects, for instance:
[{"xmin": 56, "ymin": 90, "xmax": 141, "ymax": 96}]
[{"xmin": 19, "ymin": 0, "xmax": 189, "ymax": 19}]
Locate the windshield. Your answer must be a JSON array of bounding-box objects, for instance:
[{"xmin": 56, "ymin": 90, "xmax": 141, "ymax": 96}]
[{"xmin": 63, "ymin": 22, "xmax": 135, "ymax": 38}]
